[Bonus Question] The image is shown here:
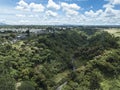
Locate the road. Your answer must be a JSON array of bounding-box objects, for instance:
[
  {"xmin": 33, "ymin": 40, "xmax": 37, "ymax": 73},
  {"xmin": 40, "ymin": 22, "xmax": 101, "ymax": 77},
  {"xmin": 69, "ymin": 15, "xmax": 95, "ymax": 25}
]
[{"xmin": 56, "ymin": 81, "xmax": 67, "ymax": 90}]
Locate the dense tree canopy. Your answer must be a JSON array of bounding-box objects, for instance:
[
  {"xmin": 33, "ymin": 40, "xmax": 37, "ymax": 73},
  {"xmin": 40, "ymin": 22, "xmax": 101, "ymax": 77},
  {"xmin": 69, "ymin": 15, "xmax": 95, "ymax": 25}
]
[{"xmin": 0, "ymin": 28, "xmax": 119, "ymax": 90}]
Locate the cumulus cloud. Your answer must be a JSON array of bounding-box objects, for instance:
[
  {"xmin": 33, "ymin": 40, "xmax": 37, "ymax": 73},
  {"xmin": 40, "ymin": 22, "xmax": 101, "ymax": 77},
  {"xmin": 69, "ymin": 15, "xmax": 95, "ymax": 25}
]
[
  {"xmin": 16, "ymin": 0, "xmax": 45, "ymax": 12},
  {"xmin": 103, "ymin": 0, "xmax": 120, "ymax": 17},
  {"xmin": 66, "ymin": 9, "xmax": 79, "ymax": 16},
  {"xmin": 61, "ymin": 2, "xmax": 80, "ymax": 16},
  {"xmin": 113, "ymin": 0, "xmax": 120, "ymax": 5},
  {"xmin": 14, "ymin": 0, "xmax": 120, "ymax": 25},
  {"xmin": 103, "ymin": 0, "xmax": 120, "ymax": 9},
  {"xmin": 46, "ymin": 10, "xmax": 58, "ymax": 17},
  {"xmin": 16, "ymin": 0, "xmax": 29, "ymax": 11},
  {"xmin": 61, "ymin": 2, "xmax": 80, "ymax": 10},
  {"xmin": 85, "ymin": 9, "xmax": 103, "ymax": 17},
  {"xmin": 29, "ymin": 3, "xmax": 45, "ymax": 12},
  {"xmin": 108, "ymin": 0, "xmax": 120, "ymax": 5},
  {"xmin": 47, "ymin": 0, "xmax": 60, "ymax": 10},
  {"xmin": 83, "ymin": 0, "xmax": 120, "ymax": 25},
  {"xmin": 103, "ymin": 3, "xmax": 114, "ymax": 9}
]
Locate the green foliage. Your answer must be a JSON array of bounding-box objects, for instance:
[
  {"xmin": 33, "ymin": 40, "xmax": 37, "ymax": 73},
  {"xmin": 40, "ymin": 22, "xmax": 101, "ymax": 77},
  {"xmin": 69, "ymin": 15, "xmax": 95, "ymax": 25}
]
[
  {"xmin": 0, "ymin": 28, "xmax": 119, "ymax": 90},
  {"xmin": 66, "ymin": 49, "xmax": 120, "ymax": 90},
  {"xmin": 18, "ymin": 81, "xmax": 35, "ymax": 90},
  {"xmin": 88, "ymin": 31, "xmax": 119, "ymax": 49},
  {"xmin": 0, "ymin": 75, "xmax": 15, "ymax": 90},
  {"xmin": 0, "ymin": 64, "xmax": 15, "ymax": 90}
]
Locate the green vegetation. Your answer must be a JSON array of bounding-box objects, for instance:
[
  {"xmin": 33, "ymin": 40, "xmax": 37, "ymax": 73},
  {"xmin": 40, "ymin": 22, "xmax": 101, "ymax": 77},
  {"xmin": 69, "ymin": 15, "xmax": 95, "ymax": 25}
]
[{"xmin": 0, "ymin": 26, "xmax": 120, "ymax": 90}]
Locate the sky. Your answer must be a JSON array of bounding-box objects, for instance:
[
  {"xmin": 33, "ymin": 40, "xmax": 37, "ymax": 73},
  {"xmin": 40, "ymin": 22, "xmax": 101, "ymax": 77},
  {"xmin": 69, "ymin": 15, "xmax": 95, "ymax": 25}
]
[{"xmin": 0, "ymin": 0, "xmax": 120, "ymax": 25}]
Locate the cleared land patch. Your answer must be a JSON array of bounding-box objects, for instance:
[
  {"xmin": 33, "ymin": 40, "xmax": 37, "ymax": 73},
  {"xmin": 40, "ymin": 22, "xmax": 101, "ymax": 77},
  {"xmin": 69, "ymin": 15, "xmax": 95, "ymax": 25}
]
[{"xmin": 103, "ymin": 28, "xmax": 120, "ymax": 37}]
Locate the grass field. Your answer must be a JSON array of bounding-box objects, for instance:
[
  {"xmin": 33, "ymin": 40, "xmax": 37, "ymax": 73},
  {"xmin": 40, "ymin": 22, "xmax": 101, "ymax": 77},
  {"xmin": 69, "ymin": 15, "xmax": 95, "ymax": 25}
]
[{"xmin": 103, "ymin": 28, "xmax": 120, "ymax": 37}]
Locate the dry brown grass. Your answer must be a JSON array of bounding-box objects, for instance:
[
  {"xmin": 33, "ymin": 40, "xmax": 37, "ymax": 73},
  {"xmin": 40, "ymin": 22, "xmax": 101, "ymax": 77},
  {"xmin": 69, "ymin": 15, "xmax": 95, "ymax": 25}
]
[{"xmin": 103, "ymin": 28, "xmax": 120, "ymax": 37}]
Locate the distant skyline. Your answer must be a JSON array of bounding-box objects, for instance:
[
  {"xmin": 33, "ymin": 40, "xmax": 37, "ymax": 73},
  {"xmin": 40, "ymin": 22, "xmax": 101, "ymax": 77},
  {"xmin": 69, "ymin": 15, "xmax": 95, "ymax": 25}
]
[{"xmin": 0, "ymin": 0, "xmax": 120, "ymax": 25}]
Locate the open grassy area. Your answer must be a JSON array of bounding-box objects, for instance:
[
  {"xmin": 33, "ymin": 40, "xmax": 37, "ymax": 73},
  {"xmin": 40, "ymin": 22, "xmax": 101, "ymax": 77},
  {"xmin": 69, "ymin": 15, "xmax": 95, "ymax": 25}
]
[{"xmin": 103, "ymin": 28, "xmax": 120, "ymax": 37}]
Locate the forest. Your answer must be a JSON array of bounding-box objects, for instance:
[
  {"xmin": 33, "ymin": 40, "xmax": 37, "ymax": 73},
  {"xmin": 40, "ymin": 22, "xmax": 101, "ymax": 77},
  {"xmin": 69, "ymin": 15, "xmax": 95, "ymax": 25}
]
[{"xmin": 0, "ymin": 26, "xmax": 120, "ymax": 90}]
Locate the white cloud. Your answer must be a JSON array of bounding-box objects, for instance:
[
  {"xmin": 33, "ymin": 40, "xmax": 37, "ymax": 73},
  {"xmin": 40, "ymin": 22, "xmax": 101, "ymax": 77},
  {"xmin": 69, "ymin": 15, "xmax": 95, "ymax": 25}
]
[
  {"xmin": 66, "ymin": 9, "xmax": 79, "ymax": 16},
  {"xmin": 16, "ymin": 0, "xmax": 29, "ymax": 11},
  {"xmin": 29, "ymin": 3, "xmax": 44, "ymax": 12},
  {"xmin": 17, "ymin": 0, "xmax": 28, "ymax": 7},
  {"xmin": 61, "ymin": 2, "xmax": 80, "ymax": 16},
  {"xmin": 103, "ymin": 3, "xmax": 114, "ymax": 9},
  {"xmin": 85, "ymin": 9, "xmax": 103, "ymax": 17},
  {"xmin": 16, "ymin": 0, "xmax": 45, "ymax": 12},
  {"xmin": 83, "ymin": 0, "xmax": 120, "ymax": 25},
  {"xmin": 46, "ymin": 10, "xmax": 58, "ymax": 17},
  {"xmin": 13, "ymin": 0, "xmax": 120, "ymax": 25},
  {"xmin": 47, "ymin": 0, "xmax": 60, "ymax": 10},
  {"xmin": 102, "ymin": 0, "xmax": 120, "ymax": 17},
  {"xmin": 108, "ymin": 0, "xmax": 120, "ymax": 5},
  {"xmin": 61, "ymin": 2, "xmax": 80, "ymax": 10},
  {"xmin": 113, "ymin": 0, "xmax": 120, "ymax": 5},
  {"xmin": 103, "ymin": 0, "xmax": 120, "ymax": 9}
]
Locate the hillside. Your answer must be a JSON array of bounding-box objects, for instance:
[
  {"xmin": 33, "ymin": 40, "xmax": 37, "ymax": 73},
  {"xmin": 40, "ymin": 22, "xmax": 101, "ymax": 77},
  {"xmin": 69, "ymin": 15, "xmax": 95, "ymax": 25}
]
[{"xmin": 0, "ymin": 28, "xmax": 120, "ymax": 90}]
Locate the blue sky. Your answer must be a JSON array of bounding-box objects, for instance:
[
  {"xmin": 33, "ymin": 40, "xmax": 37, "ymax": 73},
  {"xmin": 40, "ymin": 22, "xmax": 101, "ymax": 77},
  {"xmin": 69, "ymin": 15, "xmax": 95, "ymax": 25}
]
[{"xmin": 0, "ymin": 0, "xmax": 120, "ymax": 25}]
